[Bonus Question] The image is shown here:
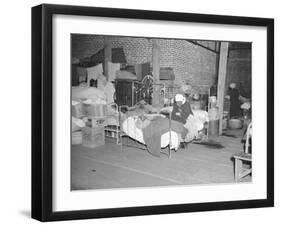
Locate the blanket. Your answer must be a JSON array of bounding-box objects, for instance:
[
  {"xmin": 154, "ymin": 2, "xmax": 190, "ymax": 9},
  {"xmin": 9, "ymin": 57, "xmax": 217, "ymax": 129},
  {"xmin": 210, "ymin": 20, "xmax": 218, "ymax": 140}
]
[{"xmin": 142, "ymin": 116, "xmax": 187, "ymax": 157}]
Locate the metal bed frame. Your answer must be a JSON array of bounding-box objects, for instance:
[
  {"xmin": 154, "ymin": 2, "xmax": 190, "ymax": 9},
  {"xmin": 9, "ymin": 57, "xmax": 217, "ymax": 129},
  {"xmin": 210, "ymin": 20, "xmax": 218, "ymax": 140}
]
[{"xmin": 104, "ymin": 103, "xmax": 174, "ymax": 158}]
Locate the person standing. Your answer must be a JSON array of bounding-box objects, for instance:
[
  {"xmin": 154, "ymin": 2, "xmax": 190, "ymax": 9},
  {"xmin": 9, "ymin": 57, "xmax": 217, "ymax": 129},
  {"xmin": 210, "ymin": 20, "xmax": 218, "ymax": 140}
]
[{"xmin": 228, "ymin": 83, "xmax": 240, "ymax": 118}]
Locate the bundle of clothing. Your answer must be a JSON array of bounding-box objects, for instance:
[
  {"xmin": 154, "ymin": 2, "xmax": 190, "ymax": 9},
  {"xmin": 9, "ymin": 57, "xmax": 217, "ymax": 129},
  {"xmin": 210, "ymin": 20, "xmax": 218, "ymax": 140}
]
[{"xmin": 72, "ymin": 86, "xmax": 107, "ymax": 104}]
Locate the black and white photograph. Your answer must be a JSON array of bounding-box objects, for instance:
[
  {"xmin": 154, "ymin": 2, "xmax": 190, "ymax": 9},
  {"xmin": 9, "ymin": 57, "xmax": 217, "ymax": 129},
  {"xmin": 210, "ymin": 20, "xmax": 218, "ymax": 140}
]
[
  {"xmin": 0, "ymin": 0, "xmax": 278, "ymax": 224},
  {"xmin": 30, "ymin": 1, "xmax": 273, "ymax": 223},
  {"xmin": 71, "ymin": 34, "xmax": 253, "ymax": 190}
]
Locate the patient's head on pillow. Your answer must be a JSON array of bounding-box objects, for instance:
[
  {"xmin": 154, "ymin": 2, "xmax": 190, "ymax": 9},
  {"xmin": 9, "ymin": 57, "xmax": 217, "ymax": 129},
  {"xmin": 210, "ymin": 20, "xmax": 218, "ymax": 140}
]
[{"xmin": 136, "ymin": 115, "xmax": 151, "ymax": 129}]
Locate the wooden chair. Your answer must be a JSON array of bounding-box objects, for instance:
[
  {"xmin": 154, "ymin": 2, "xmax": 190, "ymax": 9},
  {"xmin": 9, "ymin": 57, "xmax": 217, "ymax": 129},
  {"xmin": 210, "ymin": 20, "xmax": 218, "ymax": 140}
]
[{"xmin": 233, "ymin": 122, "xmax": 252, "ymax": 182}]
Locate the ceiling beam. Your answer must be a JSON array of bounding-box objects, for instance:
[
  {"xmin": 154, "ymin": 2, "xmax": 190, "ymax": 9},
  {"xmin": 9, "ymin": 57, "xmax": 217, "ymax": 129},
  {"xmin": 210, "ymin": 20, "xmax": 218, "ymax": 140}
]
[{"xmin": 188, "ymin": 40, "xmax": 219, "ymax": 54}]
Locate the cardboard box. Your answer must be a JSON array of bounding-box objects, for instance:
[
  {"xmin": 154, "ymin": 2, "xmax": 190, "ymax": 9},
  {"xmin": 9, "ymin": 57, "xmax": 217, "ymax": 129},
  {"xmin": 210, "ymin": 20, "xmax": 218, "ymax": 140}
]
[
  {"xmin": 72, "ymin": 131, "xmax": 82, "ymax": 145},
  {"xmin": 82, "ymin": 126, "xmax": 105, "ymax": 148},
  {"xmin": 88, "ymin": 117, "xmax": 107, "ymax": 128},
  {"xmin": 83, "ymin": 103, "xmax": 107, "ymax": 118},
  {"xmin": 72, "ymin": 102, "xmax": 84, "ymax": 118}
]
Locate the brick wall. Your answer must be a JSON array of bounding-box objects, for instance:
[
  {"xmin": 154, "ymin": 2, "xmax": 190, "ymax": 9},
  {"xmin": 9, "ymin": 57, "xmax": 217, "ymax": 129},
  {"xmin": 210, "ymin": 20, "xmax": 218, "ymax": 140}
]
[
  {"xmin": 173, "ymin": 41, "xmax": 217, "ymax": 93},
  {"xmin": 111, "ymin": 37, "xmax": 152, "ymax": 64},
  {"xmin": 71, "ymin": 34, "xmax": 218, "ymax": 93}
]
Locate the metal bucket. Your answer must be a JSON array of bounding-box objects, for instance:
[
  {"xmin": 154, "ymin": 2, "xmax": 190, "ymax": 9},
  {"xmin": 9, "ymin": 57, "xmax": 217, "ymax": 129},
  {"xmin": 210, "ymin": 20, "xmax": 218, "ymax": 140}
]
[{"xmin": 228, "ymin": 119, "xmax": 243, "ymax": 129}]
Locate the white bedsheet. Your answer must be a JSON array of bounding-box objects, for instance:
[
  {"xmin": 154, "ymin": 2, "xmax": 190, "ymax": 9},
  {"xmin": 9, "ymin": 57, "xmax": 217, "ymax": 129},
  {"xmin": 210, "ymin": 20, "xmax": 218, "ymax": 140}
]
[{"xmin": 122, "ymin": 116, "xmax": 180, "ymax": 150}]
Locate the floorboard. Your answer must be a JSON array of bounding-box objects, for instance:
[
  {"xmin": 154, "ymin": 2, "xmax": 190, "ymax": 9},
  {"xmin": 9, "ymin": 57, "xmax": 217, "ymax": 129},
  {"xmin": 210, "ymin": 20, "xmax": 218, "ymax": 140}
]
[{"xmin": 71, "ymin": 128, "xmax": 251, "ymax": 190}]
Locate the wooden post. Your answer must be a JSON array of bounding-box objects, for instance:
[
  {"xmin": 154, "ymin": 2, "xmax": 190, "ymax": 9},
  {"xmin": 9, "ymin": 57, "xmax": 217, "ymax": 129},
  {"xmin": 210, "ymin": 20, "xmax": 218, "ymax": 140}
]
[
  {"xmin": 217, "ymin": 42, "xmax": 229, "ymax": 135},
  {"xmin": 104, "ymin": 38, "xmax": 112, "ymax": 80},
  {"xmin": 152, "ymin": 40, "xmax": 160, "ymax": 107}
]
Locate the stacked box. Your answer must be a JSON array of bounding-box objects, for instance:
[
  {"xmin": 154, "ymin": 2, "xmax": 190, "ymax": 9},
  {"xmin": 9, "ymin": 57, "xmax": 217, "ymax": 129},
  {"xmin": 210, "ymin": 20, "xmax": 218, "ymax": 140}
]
[
  {"xmin": 72, "ymin": 131, "xmax": 83, "ymax": 145},
  {"xmin": 88, "ymin": 117, "xmax": 107, "ymax": 128},
  {"xmin": 83, "ymin": 103, "xmax": 107, "ymax": 118},
  {"xmin": 82, "ymin": 126, "xmax": 105, "ymax": 148},
  {"xmin": 72, "ymin": 102, "xmax": 84, "ymax": 118}
]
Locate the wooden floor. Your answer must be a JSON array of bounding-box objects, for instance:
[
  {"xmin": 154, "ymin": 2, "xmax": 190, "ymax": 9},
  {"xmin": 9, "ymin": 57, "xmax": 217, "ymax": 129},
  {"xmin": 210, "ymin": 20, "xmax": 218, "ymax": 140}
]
[{"xmin": 71, "ymin": 129, "xmax": 251, "ymax": 190}]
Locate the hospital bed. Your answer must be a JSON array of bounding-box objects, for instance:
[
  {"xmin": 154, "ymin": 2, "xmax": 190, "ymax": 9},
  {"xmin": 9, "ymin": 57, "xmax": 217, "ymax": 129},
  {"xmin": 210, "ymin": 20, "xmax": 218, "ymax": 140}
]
[{"xmin": 105, "ymin": 103, "xmax": 209, "ymax": 158}]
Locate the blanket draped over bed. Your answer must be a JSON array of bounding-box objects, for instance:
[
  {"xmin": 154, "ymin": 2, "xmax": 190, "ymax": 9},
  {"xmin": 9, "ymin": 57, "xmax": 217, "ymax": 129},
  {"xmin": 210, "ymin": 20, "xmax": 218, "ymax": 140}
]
[{"xmin": 142, "ymin": 116, "xmax": 188, "ymax": 157}]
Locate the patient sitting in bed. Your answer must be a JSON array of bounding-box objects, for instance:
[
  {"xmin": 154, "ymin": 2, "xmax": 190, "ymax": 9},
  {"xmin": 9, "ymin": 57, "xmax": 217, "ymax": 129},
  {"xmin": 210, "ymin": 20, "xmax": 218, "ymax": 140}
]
[
  {"xmin": 171, "ymin": 94, "xmax": 193, "ymax": 124},
  {"xmin": 171, "ymin": 93, "xmax": 201, "ymax": 142}
]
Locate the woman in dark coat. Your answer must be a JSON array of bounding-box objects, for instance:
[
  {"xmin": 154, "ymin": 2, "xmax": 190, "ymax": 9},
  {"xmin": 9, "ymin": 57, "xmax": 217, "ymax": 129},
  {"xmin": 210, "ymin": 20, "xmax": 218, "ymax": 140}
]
[
  {"xmin": 228, "ymin": 83, "xmax": 240, "ymax": 118},
  {"xmin": 171, "ymin": 94, "xmax": 195, "ymax": 145},
  {"xmin": 171, "ymin": 94, "xmax": 193, "ymax": 124}
]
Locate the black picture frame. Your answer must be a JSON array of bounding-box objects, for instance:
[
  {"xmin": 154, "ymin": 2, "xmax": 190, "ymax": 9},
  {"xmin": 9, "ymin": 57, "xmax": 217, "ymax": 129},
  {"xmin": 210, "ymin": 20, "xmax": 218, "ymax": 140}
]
[{"xmin": 31, "ymin": 3, "xmax": 274, "ymax": 222}]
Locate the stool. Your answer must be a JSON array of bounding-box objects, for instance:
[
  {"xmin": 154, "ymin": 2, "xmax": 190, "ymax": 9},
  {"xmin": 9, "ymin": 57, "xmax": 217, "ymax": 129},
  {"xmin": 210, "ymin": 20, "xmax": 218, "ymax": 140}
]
[{"xmin": 233, "ymin": 152, "xmax": 252, "ymax": 182}]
